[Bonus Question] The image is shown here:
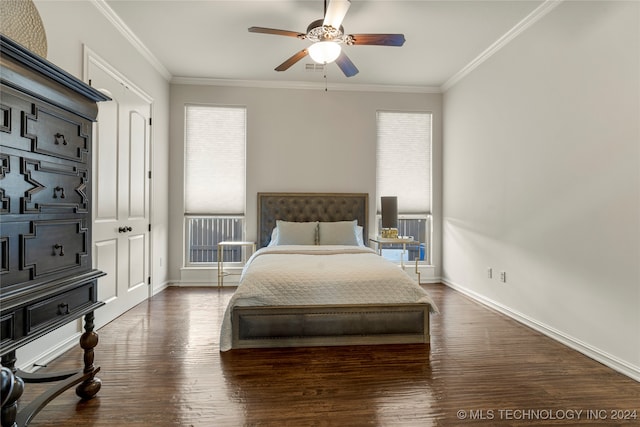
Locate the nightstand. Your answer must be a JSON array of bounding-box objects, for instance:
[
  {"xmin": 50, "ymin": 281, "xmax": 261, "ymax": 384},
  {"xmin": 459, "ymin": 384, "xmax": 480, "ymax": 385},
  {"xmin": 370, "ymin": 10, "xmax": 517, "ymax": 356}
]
[
  {"xmin": 369, "ymin": 236, "xmax": 420, "ymax": 269},
  {"xmin": 217, "ymin": 241, "xmax": 256, "ymax": 287}
]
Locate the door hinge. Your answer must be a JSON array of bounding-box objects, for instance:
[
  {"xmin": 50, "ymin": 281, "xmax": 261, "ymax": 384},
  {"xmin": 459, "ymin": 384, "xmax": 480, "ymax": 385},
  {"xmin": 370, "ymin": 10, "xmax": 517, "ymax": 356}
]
[
  {"xmin": 149, "ymin": 117, "xmax": 152, "ymax": 126},
  {"xmin": 148, "ymin": 171, "xmax": 151, "ymax": 179},
  {"xmin": 148, "ymin": 223, "xmax": 151, "ymax": 232},
  {"xmin": 147, "ymin": 276, "xmax": 151, "ymax": 285},
  {"xmin": 88, "ymin": 79, "xmax": 92, "ymax": 86}
]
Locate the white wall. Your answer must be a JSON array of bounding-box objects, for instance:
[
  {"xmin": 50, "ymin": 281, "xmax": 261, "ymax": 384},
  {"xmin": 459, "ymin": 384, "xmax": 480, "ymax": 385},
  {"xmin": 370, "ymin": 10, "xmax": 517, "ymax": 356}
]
[
  {"xmin": 15, "ymin": 1, "xmax": 170, "ymax": 368},
  {"xmin": 442, "ymin": 1, "xmax": 639, "ymax": 379},
  {"xmin": 168, "ymin": 85, "xmax": 442, "ymax": 283}
]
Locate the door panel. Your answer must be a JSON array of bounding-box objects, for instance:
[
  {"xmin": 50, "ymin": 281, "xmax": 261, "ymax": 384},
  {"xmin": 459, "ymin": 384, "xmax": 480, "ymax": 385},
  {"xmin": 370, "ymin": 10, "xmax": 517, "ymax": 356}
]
[
  {"xmin": 128, "ymin": 234, "xmax": 146, "ymax": 290},
  {"xmin": 94, "ymin": 102, "xmax": 118, "ymax": 221},
  {"xmin": 129, "ymin": 111, "xmax": 147, "ymax": 219},
  {"xmin": 88, "ymin": 56, "xmax": 151, "ymax": 328},
  {"xmin": 95, "ymin": 239, "xmax": 117, "ymax": 303}
]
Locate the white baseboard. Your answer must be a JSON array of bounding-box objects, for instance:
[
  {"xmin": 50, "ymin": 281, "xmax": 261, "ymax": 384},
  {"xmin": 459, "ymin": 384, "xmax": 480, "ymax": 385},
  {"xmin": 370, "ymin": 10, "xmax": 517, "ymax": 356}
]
[
  {"xmin": 169, "ymin": 281, "xmax": 236, "ymax": 287},
  {"xmin": 442, "ymin": 278, "xmax": 640, "ymax": 383},
  {"xmin": 151, "ymin": 279, "xmax": 171, "ymax": 296},
  {"xmin": 18, "ymin": 333, "xmax": 81, "ymax": 373}
]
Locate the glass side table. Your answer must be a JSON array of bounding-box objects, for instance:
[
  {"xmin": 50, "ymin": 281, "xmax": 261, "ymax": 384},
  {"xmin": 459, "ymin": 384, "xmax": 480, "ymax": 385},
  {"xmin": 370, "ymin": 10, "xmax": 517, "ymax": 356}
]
[
  {"xmin": 369, "ymin": 236, "xmax": 420, "ymax": 269},
  {"xmin": 217, "ymin": 241, "xmax": 256, "ymax": 287}
]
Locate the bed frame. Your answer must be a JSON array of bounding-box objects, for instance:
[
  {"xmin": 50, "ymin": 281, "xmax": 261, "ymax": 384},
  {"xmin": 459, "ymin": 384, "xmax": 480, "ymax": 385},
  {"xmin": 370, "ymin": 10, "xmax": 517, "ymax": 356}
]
[{"xmin": 230, "ymin": 192, "xmax": 431, "ymax": 349}]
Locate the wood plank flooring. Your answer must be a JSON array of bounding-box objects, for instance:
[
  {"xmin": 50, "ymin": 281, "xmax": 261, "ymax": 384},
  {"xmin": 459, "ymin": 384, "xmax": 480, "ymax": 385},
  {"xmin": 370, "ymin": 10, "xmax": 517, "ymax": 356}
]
[{"xmin": 19, "ymin": 284, "xmax": 640, "ymax": 426}]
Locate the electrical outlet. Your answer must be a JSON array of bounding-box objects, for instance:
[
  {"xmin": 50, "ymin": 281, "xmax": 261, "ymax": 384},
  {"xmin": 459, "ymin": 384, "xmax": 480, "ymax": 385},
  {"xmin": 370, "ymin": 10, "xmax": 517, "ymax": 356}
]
[
  {"xmin": 487, "ymin": 267, "xmax": 493, "ymax": 278},
  {"xmin": 500, "ymin": 271, "xmax": 507, "ymax": 283}
]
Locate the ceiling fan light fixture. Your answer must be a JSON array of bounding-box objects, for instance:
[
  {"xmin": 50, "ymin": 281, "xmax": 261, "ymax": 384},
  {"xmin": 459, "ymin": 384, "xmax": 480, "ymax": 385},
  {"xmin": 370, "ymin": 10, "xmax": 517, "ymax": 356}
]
[
  {"xmin": 249, "ymin": 0, "xmax": 404, "ymax": 77},
  {"xmin": 308, "ymin": 41, "xmax": 341, "ymax": 64}
]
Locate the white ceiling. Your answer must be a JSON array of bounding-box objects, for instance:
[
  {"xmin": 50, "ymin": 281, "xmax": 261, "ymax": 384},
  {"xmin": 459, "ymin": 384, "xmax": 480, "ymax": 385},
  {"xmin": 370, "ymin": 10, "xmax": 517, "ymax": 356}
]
[{"xmin": 103, "ymin": 0, "xmax": 547, "ymax": 91}]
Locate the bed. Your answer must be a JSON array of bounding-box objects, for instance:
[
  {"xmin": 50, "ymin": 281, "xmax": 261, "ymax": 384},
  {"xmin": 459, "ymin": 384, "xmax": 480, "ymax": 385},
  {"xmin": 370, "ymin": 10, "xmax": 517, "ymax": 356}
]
[{"xmin": 219, "ymin": 192, "xmax": 437, "ymax": 351}]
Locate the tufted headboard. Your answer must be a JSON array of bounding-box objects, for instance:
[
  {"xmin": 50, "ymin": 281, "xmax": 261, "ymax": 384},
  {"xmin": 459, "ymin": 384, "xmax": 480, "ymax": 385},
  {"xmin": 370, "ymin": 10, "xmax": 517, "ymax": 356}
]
[{"xmin": 257, "ymin": 192, "xmax": 369, "ymax": 248}]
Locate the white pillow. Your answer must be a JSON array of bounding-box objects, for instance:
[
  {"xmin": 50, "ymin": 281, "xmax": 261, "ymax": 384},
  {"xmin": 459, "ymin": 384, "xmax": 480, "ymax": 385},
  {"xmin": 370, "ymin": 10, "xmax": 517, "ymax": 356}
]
[
  {"xmin": 275, "ymin": 220, "xmax": 318, "ymax": 245},
  {"xmin": 267, "ymin": 227, "xmax": 278, "ymax": 246},
  {"xmin": 356, "ymin": 225, "xmax": 365, "ymax": 247},
  {"xmin": 318, "ymin": 220, "xmax": 359, "ymax": 246}
]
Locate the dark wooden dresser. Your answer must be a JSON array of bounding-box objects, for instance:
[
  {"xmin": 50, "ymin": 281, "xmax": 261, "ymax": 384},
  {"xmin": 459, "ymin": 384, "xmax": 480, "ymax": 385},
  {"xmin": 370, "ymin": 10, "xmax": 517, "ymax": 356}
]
[{"xmin": 0, "ymin": 34, "xmax": 109, "ymax": 427}]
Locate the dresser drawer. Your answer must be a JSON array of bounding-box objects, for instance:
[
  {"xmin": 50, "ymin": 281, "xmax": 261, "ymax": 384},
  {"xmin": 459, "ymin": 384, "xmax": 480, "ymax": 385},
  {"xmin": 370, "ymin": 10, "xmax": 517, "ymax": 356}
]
[
  {"xmin": 0, "ymin": 312, "xmax": 16, "ymax": 347},
  {"xmin": 1, "ymin": 218, "xmax": 90, "ymax": 288},
  {"xmin": 0, "ymin": 148, "xmax": 89, "ymax": 216},
  {"xmin": 26, "ymin": 281, "xmax": 97, "ymax": 334},
  {"xmin": 0, "ymin": 86, "xmax": 91, "ymax": 164},
  {"xmin": 23, "ymin": 218, "xmax": 89, "ymax": 279},
  {"xmin": 0, "ymin": 270, "xmax": 104, "ymax": 355}
]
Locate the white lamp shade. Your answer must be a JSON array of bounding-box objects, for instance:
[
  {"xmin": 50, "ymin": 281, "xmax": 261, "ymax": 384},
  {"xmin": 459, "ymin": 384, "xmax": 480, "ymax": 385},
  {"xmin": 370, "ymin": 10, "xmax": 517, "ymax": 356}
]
[{"xmin": 308, "ymin": 41, "xmax": 341, "ymax": 64}]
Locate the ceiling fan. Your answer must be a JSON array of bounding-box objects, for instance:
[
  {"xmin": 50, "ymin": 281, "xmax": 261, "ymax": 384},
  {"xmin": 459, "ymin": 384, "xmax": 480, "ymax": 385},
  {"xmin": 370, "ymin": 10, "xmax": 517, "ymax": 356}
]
[{"xmin": 248, "ymin": 0, "xmax": 405, "ymax": 77}]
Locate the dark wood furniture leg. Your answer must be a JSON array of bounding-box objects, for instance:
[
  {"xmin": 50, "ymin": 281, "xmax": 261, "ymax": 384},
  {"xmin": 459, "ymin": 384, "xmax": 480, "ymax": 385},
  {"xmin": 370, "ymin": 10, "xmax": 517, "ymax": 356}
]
[
  {"xmin": 0, "ymin": 312, "xmax": 101, "ymax": 427},
  {"xmin": 76, "ymin": 311, "xmax": 101, "ymax": 399},
  {"xmin": 1, "ymin": 355, "xmax": 24, "ymax": 427}
]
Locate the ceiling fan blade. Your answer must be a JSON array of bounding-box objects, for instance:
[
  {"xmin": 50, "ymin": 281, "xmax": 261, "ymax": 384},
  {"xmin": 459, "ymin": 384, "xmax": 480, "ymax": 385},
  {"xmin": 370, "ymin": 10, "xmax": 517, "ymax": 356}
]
[
  {"xmin": 323, "ymin": 0, "xmax": 351, "ymax": 29},
  {"xmin": 349, "ymin": 33, "xmax": 406, "ymax": 47},
  {"xmin": 248, "ymin": 27, "xmax": 306, "ymax": 39},
  {"xmin": 275, "ymin": 49, "xmax": 309, "ymax": 71},
  {"xmin": 335, "ymin": 51, "xmax": 359, "ymax": 77}
]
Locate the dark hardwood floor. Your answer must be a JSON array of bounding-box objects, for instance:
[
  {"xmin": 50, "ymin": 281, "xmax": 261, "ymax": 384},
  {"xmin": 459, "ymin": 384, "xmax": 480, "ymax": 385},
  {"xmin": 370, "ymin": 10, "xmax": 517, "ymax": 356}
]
[{"xmin": 19, "ymin": 284, "xmax": 640, "ymax": 426}]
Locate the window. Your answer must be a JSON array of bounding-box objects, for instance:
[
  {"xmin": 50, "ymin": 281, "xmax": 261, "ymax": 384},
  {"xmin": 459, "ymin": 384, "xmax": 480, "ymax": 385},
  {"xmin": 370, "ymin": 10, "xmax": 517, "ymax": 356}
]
[
  {"xmin": 184, "ymin": 105, "xmax": 246, "ymax": 265},
  {"xmin": 376, "ymin": 111, "xmax": 432, "ymax": 263}
]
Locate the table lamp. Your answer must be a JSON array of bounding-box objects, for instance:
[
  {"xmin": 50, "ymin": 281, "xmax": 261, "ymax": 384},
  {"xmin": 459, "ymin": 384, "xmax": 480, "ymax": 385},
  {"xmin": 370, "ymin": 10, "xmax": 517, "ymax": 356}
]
[{"xmin": 381, "ymin": 196, "xmax": 398, "ymax": 238}]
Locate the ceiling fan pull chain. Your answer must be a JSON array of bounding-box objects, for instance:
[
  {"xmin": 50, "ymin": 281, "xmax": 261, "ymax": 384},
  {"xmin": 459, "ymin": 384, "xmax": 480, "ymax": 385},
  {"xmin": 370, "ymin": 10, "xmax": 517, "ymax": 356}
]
[{"xmin": 324, "ymin": 64, "xmax": 328, "ymax": 92}]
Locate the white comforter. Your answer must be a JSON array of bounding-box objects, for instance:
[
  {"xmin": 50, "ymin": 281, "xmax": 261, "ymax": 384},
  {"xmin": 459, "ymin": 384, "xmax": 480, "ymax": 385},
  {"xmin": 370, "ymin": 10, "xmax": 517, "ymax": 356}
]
[{"xmin": 219, "ymin": 245, "xmax": 437, "ymax": 351}]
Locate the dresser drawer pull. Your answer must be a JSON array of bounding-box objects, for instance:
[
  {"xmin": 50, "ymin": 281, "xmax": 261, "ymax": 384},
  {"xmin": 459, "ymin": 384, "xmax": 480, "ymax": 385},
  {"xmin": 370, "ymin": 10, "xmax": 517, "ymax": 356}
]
[
  {"xmin": 53, "ymin": 244, "xmax": 65, "ymax": 256},
  {"xmin": 57, "ymin": 303, "xmax": 70, "ymax": 315},
  {"xmin": 53, "ymin": 186, "xmax": 66, "ymax": 199},
  {"xmin": 54, "ymin": 133, "xmax": 68, "ymax": 145}
]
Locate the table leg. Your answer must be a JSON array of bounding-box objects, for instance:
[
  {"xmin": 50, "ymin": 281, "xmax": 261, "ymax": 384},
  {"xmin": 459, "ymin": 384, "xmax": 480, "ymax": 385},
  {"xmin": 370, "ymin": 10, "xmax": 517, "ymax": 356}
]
[{"xmin": 217, "ymin": 243, "xmax": 222, "ymax": 287}]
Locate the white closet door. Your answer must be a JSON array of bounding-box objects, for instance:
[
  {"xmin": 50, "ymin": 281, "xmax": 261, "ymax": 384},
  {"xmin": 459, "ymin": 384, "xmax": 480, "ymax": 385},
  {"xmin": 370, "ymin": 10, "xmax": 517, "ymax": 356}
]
[{"xmin": 88, "ymin": 56, "xmax": 151, "ymax": 328}]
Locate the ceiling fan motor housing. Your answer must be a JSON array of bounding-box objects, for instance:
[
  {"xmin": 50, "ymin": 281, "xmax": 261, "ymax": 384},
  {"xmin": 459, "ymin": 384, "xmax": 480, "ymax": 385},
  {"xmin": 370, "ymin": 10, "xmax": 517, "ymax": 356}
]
[{"xmin": 306, "ymin": 19, "xmax": 346, "ymax": 43}]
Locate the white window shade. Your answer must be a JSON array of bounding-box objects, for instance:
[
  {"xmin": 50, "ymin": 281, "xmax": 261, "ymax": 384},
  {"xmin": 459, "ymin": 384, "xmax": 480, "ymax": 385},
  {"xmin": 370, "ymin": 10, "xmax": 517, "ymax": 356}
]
[
  {"xmin": 185, "ymin": 105, "xmax": 246, "ymax": 214},
  {"xmin": 376, "ymin": 111, "xmax": 432, "ymax": 214}
]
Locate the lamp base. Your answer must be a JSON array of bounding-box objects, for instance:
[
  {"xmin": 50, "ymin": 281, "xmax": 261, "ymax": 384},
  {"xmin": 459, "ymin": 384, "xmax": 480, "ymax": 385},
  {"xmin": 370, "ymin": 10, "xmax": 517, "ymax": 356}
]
[{"xmin": 381, "ymin": 228, "xmax": 398, "ymax": 238}]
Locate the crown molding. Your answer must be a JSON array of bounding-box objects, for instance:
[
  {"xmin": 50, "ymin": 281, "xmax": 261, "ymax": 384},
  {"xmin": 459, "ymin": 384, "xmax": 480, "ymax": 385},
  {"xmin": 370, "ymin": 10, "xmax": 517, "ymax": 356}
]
[
  {"xmin": 171, "ymin": 76, "xmax": 441, "ymax": 94},
  {"xmin": 440, "ymin": 0, "xmax": 563, "ymax": 92},
  {"xmin": 91, "ymin": 0, "xmax": 172, "ymax": 81}
]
